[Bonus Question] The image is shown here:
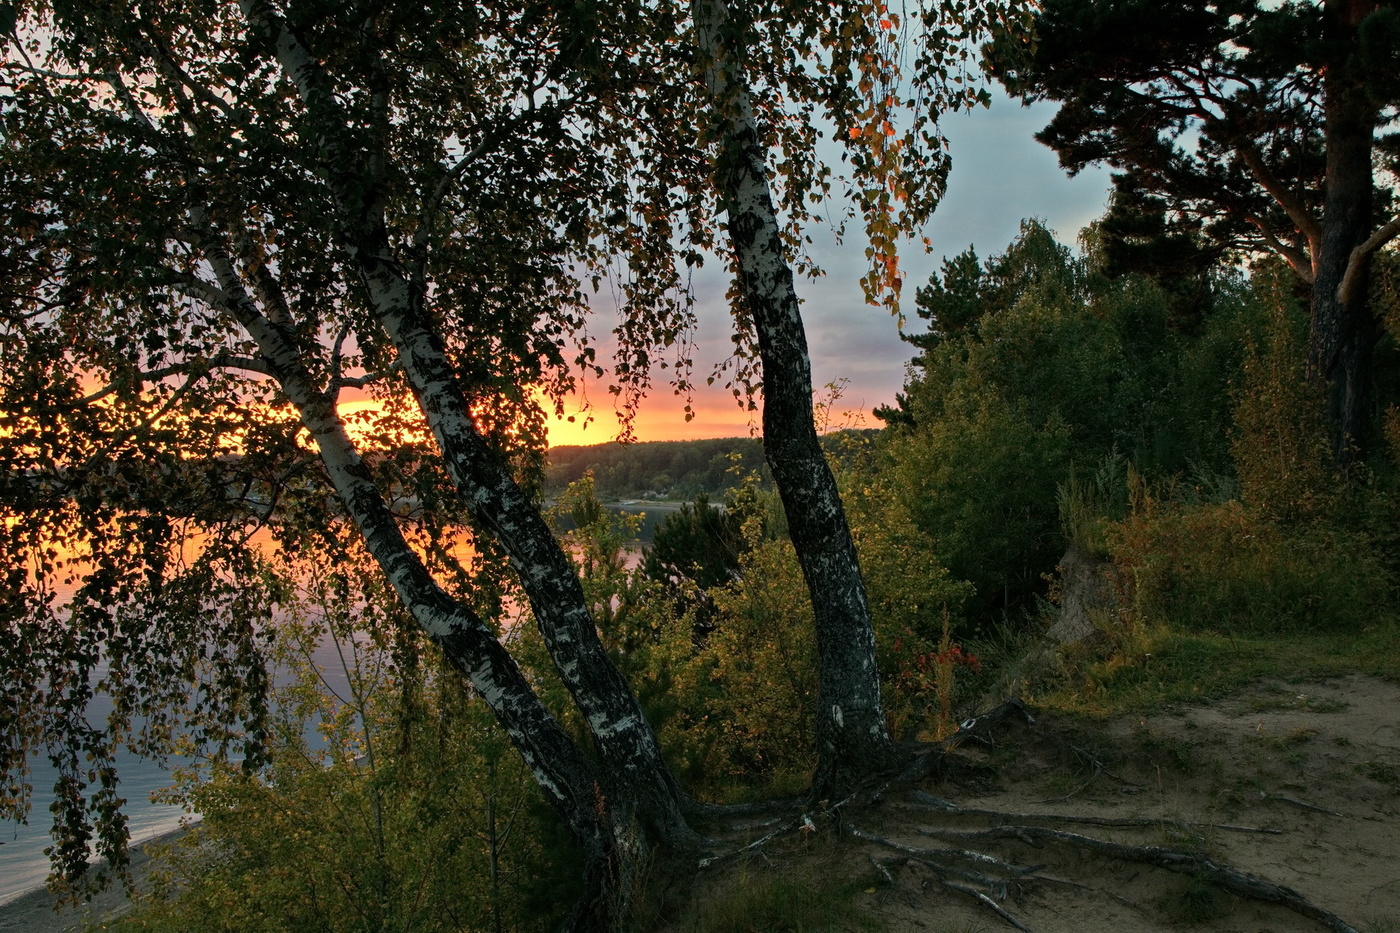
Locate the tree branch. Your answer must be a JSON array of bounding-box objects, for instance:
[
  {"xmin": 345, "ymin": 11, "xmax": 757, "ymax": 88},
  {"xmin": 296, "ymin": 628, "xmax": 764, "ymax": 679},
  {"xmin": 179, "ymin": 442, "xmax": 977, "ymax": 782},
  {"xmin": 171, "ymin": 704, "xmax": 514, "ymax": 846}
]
[
  {"xmin": 159, "ymin": 266, "xmax": 240, "ymax": 314},
  {"xmin": 227, "ymin": 227, "xmax": 293, "ymax": 326},
  {"xmin": 414, "ymin": 132, "xmax": 501, "ymax": 252},
  {"xmin": 1244, "ymin": 213, "xmax": 1315, "ymax": 282},
  {"xmin": 103, "ymin": 70, "xmax": 159, "ymax": 132},
  {"xmin": 74, "ymin": 355, "xmax": 273, "ymax": 408},
  {"xmin": 1338, "ymin": 216, "xmax": 1400, "ymax": 305},
  {"xmin": 6, "ymin": 62, "xmax": 99, "ymax": 82},
  {"xmin": 137, "ymin": 22, "xmax": 238, "ymax": 122},
  {"xmin": 1237, "ymin": 142, "xmax": 1323, "ymax": 257}
]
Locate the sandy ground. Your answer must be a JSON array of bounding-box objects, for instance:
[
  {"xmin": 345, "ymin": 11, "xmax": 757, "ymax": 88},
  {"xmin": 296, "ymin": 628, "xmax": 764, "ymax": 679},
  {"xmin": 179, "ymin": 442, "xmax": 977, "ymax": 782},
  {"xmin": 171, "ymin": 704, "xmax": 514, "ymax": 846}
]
[{"xmin": 682, "ymin": 674, "xmax": 1400, "ymax": 933}]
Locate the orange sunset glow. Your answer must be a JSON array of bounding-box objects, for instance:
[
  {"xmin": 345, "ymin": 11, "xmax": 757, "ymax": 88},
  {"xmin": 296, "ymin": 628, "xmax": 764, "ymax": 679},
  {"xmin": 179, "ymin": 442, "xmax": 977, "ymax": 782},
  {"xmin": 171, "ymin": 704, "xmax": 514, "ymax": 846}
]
[
  {"xmin": 328, "ymin": 385, "xmax": 760, "ymax": 451},
  {"xmin": 541, "ymin": 390, "xmax": 760, "ymax": 446}
]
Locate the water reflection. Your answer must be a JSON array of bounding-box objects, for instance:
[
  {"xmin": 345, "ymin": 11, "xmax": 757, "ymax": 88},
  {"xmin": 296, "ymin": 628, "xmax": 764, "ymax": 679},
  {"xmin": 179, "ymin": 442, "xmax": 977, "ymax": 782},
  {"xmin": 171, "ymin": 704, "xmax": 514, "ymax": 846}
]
[{"xmin": 0, "ymin": 501, "xmax": 672, "ymax": 904}]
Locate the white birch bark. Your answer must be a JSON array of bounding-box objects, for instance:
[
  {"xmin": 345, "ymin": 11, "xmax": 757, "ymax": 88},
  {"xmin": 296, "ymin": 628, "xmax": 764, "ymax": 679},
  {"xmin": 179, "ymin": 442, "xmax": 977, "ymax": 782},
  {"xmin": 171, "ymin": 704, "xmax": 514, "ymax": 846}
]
[
  {"xmin": 188, "ymin": 209, "xmax": 611, "ymax": 857},
  {"xmin": 241, "ymin": 0, "xmax": 693, "ymax": 845},
  {"xmin": 691, "ymin": 0, "xmax": 900, "ymax": 795}
]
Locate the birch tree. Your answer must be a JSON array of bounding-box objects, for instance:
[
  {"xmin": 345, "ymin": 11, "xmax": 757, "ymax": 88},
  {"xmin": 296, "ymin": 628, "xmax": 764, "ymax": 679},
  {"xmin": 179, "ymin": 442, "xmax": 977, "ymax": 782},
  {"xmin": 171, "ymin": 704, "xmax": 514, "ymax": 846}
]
[
  {"xmin": 686, "ymin": 0, "xmax": 1030, "ymax": 795},
  {"xmin": 2, "ymin": 0, "xmax": 1026, "ymax": 922},
  {"xmin": 2, "ymin": 1, "xmax": 699, "ymax": 923}
]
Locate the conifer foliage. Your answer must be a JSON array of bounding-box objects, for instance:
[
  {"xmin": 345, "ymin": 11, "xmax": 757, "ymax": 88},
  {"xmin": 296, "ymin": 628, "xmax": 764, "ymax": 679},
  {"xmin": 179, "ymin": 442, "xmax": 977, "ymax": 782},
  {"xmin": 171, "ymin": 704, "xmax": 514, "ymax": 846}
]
[{"xmin": 989, "ymin": 0, "xmax": 1400, "ymax": 455}]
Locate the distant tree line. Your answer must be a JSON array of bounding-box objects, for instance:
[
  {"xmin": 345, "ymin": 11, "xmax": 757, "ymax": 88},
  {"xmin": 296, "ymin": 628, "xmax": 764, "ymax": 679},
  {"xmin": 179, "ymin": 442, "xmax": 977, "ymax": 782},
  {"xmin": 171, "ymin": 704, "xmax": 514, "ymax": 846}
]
[{"xmin": 544, "ymin": 438, "xmax": 772, "ymax": 499}]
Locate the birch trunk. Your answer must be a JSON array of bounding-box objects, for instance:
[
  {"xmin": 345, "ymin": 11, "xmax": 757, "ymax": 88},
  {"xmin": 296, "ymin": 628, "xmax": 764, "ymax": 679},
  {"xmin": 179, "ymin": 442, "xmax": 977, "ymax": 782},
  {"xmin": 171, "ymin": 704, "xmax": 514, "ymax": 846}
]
[
  {"xmin": 355, "ymin": 239, "xmax": 694, "ymax": 849},
  {"xmin": 691, "ymin": 0, "xmax": 901, "ymax": 797},
  {"xmin": 246, "ymin": 0, "xmax": 693, "ymax": 852},
  {"xmin": 192, "ymin": 220, "xmax": 612, "ymax": 864}
]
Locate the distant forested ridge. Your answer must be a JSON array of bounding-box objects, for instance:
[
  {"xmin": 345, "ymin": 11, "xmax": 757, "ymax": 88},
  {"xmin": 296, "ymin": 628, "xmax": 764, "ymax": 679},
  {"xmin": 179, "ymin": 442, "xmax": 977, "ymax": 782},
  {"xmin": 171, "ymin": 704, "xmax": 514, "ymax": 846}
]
[{"xmin": 544, "ymin": 437, "xmax": 773, "ymax": 498}]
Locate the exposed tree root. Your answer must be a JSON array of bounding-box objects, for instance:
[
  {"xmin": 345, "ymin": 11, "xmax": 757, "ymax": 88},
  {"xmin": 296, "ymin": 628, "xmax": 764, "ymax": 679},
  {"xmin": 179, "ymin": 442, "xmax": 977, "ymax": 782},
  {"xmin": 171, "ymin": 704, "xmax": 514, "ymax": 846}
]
[
  {"xmin": 852, "ymin": 818, "xmax": 1359, "ymax": 933},
  {"xmin": 1033, "ymin": 872, "xmax": 1151, "ymax": 915},
  {"xmin": 883, "ymin": 698, "xmax": 1037, "ymax": 792},
  {"xmin": 942, "ymin": 879, "xmax": 1035, "ymax": 933},
  {"xmin": 685, "ymin": 698, "xmax": 1363, "ymax": 933},
  {"xmin": 1260, "ymin": 791, "xmax": 1346, "ymax": 817},
  {"xmin": 696, "ymin": 813, "xmax": 809, "ymax": 868},
  {"xmin": 914, "ymin": 824, "xmax": 1360, "ymax": 933},
  {"xmin": 898, "ymin": 794, "xmax": 1283, "ymax": 835}
]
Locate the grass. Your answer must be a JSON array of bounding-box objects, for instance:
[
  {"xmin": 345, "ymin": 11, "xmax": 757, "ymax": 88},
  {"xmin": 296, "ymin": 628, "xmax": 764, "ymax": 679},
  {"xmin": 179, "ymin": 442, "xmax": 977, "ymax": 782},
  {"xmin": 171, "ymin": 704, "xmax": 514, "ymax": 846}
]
[
  {"xmin": 1133, "ymin": 724, "xmax": 1197, "ymax": 772},
  {"xmin": 1357, "ymin": 760, "xmax": 1400, "ymax": 786},
  {"xmin": 1160, "ymin": 872, "xmax": 1233, "ymax": 925},
  {"xmin": 1036, "ymin": 619, "xmax": 1400, "ymax": 716}
]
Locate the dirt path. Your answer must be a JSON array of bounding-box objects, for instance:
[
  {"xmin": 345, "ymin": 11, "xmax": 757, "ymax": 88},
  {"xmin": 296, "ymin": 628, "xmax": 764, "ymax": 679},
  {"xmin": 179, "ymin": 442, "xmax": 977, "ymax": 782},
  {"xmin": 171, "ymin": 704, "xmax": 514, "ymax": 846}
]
[{"xmin": 683, "ymin": 674, "xmax": 1400, "ymax": 932}]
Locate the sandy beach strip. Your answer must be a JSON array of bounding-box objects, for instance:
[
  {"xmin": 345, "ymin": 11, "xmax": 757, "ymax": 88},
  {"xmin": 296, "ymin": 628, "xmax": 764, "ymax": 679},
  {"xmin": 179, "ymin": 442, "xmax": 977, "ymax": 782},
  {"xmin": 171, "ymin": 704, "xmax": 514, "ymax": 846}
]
[{"xmin": 0, "ymin": 826, "xmax": 191, "ymax": 933}]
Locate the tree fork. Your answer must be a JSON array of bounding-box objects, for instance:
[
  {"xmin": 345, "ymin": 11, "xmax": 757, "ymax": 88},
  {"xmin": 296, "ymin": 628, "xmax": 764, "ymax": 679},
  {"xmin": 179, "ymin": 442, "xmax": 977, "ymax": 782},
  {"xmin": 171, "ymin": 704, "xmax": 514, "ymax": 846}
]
[
  {"xmin": 194, "ymin": 216, "xmax": 672, "ymax": 931},
  {"xmin": 360, "ymin": 249, "xmax": 696, "ymax": 849},
  {"xmin": 245, "ymin": 0, "xmax": 694, "ymax": 851},
  {"xmin": 203, "ymin": 250, "xmax": 607, "ymax": 839}
]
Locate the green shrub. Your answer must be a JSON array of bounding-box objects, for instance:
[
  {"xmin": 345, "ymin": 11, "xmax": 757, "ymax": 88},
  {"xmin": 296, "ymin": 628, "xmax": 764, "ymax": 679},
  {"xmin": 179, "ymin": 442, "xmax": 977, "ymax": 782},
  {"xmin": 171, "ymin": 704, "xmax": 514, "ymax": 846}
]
[
  {"xmin": 1229, "ymin": 266, "xmax": 1335, "ymax": 523},
  {"xmin": 113, "ymin": 555, "xmax": 575, "ymax": 933},
  {"xmin": 683, "ymin": 870, "xmax": 882, "ymax": 933}
]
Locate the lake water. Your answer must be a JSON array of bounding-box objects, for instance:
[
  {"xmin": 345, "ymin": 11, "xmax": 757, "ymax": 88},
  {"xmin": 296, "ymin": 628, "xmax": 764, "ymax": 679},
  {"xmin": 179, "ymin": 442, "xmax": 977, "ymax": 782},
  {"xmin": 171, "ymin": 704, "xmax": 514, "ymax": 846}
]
[
  {"xmin": 0, "ymin": 501, "xmax": 678, "ymax": 904},
  {"xmin": 0, "ymin": 636, "xmax": 358, "ymax": 905}
]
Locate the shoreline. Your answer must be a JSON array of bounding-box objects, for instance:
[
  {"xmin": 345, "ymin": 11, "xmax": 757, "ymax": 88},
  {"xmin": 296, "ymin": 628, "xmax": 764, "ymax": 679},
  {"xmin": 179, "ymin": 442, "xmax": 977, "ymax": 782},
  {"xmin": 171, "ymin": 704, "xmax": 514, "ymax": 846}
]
[{"xmin": 0, "ymin": 825, "xmax": 191, "ymax": 933}]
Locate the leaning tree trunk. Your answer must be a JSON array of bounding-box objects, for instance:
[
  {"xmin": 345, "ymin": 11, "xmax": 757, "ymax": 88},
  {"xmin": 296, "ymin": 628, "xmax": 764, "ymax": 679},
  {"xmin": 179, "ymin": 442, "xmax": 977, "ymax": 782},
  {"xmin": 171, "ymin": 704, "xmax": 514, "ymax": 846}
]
[
  {"xmin": 691, "ymin": 0, "xmax": 901, "ymax": 798},
  {"xmin": 216, "ymin": 225, "xmax": 647, "ymax": 931},
  {"xmin": 1308, "ymin": 0, "xmax": 1382, "ymax": 462},
  {"xmin": 360, "ymin": 241, "xmax": 695, "ymax": 852},
  {"xmin": 191, "ymin": 220, "xmax": 624, "ymax": 921},
  {"xmin": 231, "ymin": 8, "xmax": 699, "ymax": 922},
  {"xmin": 247, "ymin": 0, "xmax": 693, "ymax": 857}
]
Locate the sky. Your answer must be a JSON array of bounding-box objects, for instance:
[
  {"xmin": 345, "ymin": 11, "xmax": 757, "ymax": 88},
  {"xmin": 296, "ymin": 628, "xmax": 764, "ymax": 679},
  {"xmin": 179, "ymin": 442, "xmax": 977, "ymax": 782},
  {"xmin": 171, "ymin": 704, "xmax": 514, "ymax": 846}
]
[{"xmin": 544, "ymin": 90, "xmax": 1113, "ymax": 447}]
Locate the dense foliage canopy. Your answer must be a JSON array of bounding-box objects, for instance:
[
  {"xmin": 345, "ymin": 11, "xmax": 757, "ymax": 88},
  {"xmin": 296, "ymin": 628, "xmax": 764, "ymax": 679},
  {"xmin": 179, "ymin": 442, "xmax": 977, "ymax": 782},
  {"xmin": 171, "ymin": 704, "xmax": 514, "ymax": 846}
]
[{"xmin": 1, "ymin": 0, "xmax": 1032, "ymax": 921}]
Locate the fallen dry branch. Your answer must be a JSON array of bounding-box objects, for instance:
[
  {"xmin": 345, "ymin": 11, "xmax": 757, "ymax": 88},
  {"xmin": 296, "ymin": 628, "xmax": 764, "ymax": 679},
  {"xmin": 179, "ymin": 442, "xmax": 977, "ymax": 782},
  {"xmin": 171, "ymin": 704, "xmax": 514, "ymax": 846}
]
[
  {"xmin": 852, "ymin": 826, "xmax": 1041, "ymax": 880},
  {"xmin": 942, "ymin": 879, "xmax": 1035, "ymax": 933},
  {"xmin": 1261, "ymin": 792, "xmax": 1346, "ymax": 817},
  {"xmin": 695, "ymin": 814, "xmax": 807, "ymax": 868},
  {"xmin": 1040, "ymin": 744, "xmax": 1140, "ymax": 802},
  {"xmin": 856, "ymin": 827, "xmax": 1040, "ymax": 931}
]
